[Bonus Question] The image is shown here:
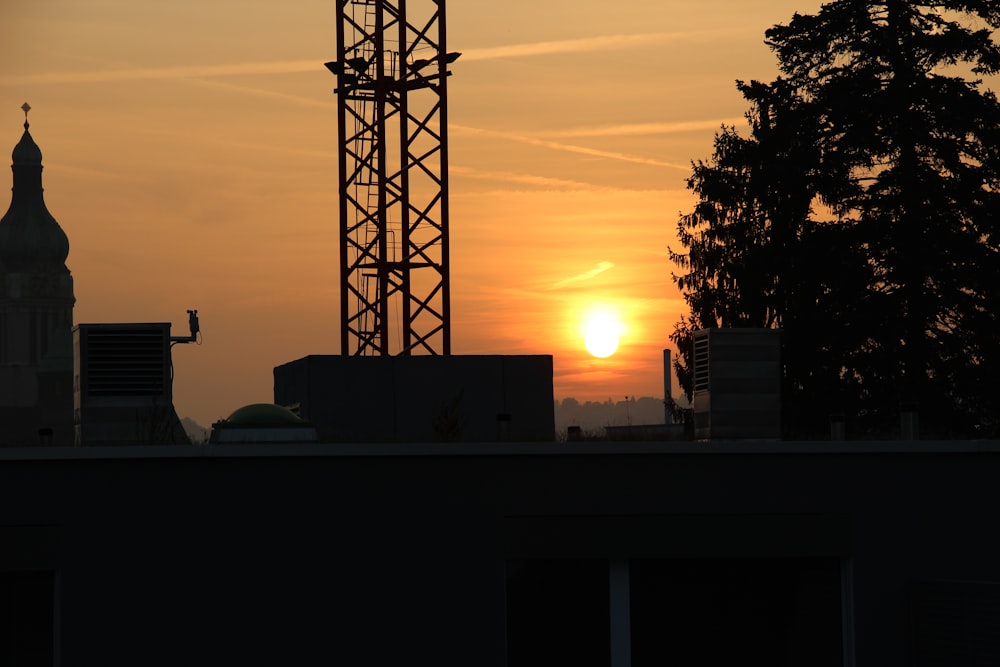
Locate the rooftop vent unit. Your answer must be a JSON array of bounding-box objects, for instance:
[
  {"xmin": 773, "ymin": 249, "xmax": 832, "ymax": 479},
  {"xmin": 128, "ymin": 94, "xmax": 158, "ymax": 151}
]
[
  {"xmin": 74, "ymin": 322, "xmax": 191, "ymax": 445},
  {"xmin": 692, "ymin": 328, "xmax": 781, "ymax": 440},
  {"xmin": 76, "ymin": 324, "xmax": 171, "ymax": 401}
]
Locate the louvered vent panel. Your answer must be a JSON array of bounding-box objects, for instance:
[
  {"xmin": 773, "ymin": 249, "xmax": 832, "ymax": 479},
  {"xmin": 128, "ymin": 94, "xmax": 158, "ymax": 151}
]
[
  {"xmin": 79, "ymin": 325, "xmax": 169, "ymax": 398},
  {"xmin": 693, "ymin": 330, "xmax": 711, "ymax": 394}
]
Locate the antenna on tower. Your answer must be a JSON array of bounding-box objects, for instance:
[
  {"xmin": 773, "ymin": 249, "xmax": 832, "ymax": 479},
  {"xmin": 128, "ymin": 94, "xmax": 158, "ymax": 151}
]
[{"xmin": 326, "ymin": 0, "xmax": 459, "ymax": 356}]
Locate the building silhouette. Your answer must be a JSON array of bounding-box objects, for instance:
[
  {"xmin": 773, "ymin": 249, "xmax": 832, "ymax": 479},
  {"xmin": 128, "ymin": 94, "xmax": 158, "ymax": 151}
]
[
  {"xmin": 3, "ymin": 439, "xmax": 1000, "ymax": 665},
  {"xmin": 0, "ymin": 106, "xmax": 75, "ymax": 446}
]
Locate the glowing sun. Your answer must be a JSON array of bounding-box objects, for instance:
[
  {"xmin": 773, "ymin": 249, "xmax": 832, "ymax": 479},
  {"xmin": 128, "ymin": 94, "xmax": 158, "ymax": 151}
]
[{"xmin": 583, "ymin": 310, "xmax": 622, "ymax": 358}]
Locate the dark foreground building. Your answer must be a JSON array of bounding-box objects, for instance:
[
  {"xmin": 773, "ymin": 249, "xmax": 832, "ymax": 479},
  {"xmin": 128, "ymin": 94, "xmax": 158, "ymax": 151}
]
[
  {"xmin": 274, "ymin": 354, "xmax": 555, "ymax": 442},
  {"xmin": 2, "ymin": 440, "xmax": 999, "ymax": 666}
]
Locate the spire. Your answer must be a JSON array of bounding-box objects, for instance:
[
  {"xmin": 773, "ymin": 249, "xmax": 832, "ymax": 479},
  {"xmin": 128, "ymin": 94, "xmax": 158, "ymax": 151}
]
[
  {"xmin": 12, "ymin": 102, "xmax": 43, "ymax": 166},
  {"xmin": 0, "ymin": 104, "xmax": 70, "ymax": 272}
]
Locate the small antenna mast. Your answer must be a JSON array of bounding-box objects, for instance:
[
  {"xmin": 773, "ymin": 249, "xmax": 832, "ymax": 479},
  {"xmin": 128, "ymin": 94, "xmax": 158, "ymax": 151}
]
[{"xmin": 170, "ymin": 310, "xmax": 201, "ymax": 344}]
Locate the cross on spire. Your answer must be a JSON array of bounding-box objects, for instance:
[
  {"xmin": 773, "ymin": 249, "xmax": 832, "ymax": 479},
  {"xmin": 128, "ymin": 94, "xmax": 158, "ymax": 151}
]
[{"xmin": 21, "ymin": 102, "xmax": 30, "ymax": 129}]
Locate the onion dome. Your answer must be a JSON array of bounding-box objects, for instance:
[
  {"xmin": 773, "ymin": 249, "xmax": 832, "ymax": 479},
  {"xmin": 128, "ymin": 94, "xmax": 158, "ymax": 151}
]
[
  {"xmin": 12, "ymin": 122, "xmax": 42, "ymax": 165},
  {"xmin": 0, "ymin": 104, "xmax": 70, "ymax": 272}
]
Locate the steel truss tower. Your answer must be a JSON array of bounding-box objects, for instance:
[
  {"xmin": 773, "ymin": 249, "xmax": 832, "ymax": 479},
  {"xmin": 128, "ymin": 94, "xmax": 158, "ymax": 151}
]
[{"xmin": 327, "ymin": 0, "xmax": 457, "ymax": 356}]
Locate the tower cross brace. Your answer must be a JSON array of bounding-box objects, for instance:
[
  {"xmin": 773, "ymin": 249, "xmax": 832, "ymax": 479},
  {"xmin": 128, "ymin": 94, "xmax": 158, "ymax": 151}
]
[{"xmin": 328, "ymin": 0, "xmax": 456, "ymax": 356}]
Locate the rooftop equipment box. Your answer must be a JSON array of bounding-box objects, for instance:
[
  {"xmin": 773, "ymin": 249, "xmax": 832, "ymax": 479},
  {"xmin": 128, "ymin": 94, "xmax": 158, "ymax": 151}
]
[
  {"xmin": 274, "ymin": 355, "xmax": 555, "ymax": 443},
  {"xmin": 74, "ymin": 323, "xmax": 188, "ymax": 445},
  {"xmin": 692, "ymin": 328, "xmax": 781, "ymax": 440}
]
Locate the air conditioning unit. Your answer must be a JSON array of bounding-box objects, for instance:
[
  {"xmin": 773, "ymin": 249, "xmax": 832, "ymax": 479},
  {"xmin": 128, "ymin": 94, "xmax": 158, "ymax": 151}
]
[
  {"xmin": 74, "ymin": 323, "xmax": 188, "ymax": 445},
  {"xmin": 692, "ymin": 328, "xmax": 781, "ymax": 440}
]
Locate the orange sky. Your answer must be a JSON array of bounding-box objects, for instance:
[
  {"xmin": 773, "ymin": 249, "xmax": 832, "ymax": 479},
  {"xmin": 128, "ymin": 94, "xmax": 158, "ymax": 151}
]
[{"xmin": 1, "ymin": 0, "xmax": 826, "ymax": 426}]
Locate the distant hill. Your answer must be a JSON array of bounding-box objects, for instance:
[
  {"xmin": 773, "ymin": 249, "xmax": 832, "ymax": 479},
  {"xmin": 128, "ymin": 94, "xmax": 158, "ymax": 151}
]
[{"xmin": 553, "ymin": 396, "xmax": 672, "ymax": 438}]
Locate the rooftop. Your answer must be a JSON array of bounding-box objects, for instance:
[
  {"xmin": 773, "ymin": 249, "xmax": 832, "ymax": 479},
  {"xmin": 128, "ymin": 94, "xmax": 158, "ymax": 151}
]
[{"xmin": 3, "ymin": 439, "xmax": 999, "ymax": 462}]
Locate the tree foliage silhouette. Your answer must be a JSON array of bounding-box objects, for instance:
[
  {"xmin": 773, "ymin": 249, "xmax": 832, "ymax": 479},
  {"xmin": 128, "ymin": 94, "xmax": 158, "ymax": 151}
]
[{"xmin": 670, "ymin": 1, "xmax": 1000, "ymax": 437}]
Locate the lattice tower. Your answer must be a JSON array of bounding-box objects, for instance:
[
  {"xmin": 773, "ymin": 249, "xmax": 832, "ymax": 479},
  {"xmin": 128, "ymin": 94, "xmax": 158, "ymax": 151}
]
[{"xmin": 328, "ymin": 0, "xmax": 456, "ymax": 355}]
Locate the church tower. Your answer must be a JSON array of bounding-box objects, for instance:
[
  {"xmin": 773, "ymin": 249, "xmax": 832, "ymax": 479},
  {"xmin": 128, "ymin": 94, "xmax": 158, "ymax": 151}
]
[{"xmin": 0, "ymin": 104, "xmax": 75, "ymax": 445}]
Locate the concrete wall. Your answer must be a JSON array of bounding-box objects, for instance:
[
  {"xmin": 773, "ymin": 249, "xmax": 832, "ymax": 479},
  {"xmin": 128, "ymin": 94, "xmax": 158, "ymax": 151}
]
[
  {"xmin": 2, "ymin": 441, "xmax": 1000, "ymax": 665},
  {"xmin": 0, "ymin": 367, "xmax": 74, "ymax": 446},
  {"xmin": 0, "ymin": 274, "xmax": 75, "ymax": 446},
  {"xmin": 274, "ymin": 355, "xmax": 555, "ymax": 442}
]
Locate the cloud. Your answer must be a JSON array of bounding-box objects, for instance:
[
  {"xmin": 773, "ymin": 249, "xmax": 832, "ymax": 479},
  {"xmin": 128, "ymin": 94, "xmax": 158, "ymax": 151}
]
[
  {"xmin": 183, "ymin": 77, "xmax": 334, "ymax": 109},
  {"xmin": 0, "ymin": 60, "xmax": 321, "ymax": 86},
  {"xmin": 459, "ymin": 29, "xmax": 749, "ymax": 62},
  {"xmin": 540, "ymin": 119, "xmax": 746, "ymax": 138},
  {"xmin": 550, "ymin": 261, "xmax": 616, "ymax": 290},
  {"xmin": 0, "ymin": 28, "xmax": 752, "ymax": 87},
  {"xmin": 450, "ymin": 165, "xmax": 613, "ymax": 191},
  {"xmin": 452, "ymin": 124, "xmax": 690, "ymax": 170}
]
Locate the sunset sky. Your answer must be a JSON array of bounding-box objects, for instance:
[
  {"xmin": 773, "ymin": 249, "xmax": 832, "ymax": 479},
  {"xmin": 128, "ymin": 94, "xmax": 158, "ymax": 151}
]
[{"xmin": 2, "ymin": 0, "xmax": 828, "ymax": 426}]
